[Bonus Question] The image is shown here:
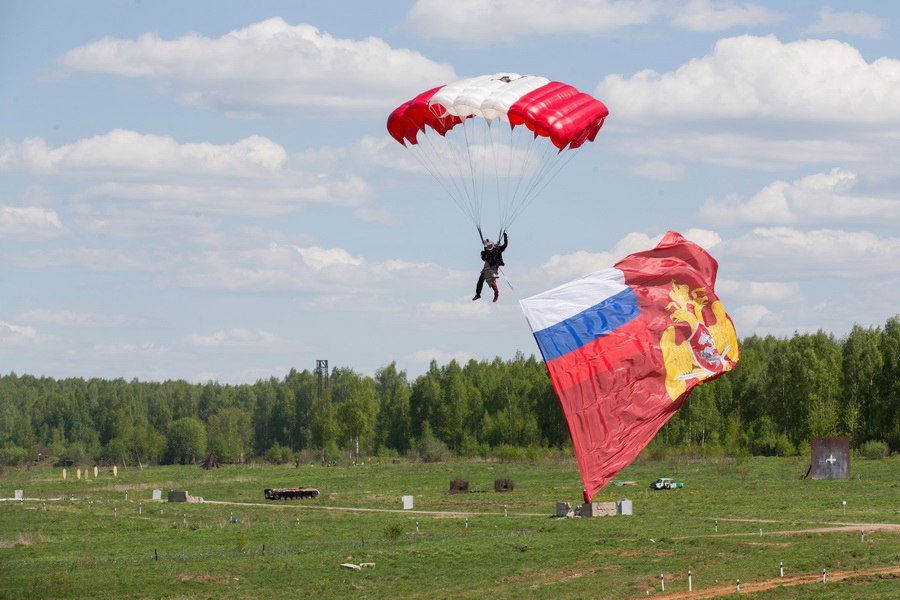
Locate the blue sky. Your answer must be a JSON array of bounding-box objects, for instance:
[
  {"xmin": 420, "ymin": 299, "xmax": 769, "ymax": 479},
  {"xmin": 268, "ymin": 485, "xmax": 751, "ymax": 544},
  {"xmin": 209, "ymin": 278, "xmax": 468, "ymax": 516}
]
[{"xmin": 3, "ymin": 1, "xmax": 900, "ymax": 384}]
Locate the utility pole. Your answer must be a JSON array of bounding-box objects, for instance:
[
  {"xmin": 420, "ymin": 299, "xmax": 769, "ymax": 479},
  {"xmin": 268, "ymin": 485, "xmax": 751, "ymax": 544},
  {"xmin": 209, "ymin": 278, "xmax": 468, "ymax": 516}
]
[{"xmin": 316, "ymin": 359, "xmax": 329, "ymax": 462}]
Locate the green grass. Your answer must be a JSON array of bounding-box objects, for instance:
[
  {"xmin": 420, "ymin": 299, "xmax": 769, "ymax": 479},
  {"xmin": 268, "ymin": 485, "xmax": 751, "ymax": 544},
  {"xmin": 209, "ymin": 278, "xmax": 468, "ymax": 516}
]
[{"xmin": 1, "ymin": 456, "xmax": 898, "ymax": 599}]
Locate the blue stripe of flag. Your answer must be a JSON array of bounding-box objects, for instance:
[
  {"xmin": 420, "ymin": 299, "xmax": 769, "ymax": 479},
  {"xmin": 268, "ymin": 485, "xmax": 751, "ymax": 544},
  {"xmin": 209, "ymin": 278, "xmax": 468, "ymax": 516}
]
[{"xmin": 533, "ymin": 287, "xmax": 640, "ymax": 362}]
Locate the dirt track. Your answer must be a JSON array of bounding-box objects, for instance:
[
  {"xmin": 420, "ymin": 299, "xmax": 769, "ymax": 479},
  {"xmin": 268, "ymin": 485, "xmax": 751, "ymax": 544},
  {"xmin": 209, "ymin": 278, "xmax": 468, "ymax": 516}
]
[
  {"xmin": 202, "ymin": 498, "xmax": 534, "ymax": 517},
  {"xmin": 660, "ymin": 565, "xmax": 899, "ymax": 598},
  {"xmin": 673, "ymin": 521, "xmax": 900, "ymax": 539}
]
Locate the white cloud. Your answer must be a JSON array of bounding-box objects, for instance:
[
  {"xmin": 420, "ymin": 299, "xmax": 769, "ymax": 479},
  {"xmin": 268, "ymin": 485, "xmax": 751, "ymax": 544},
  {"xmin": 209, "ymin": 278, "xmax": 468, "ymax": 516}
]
[
  {"xmin": 0, "ymin": 205, "xmax": 64, "ymax": 238},
  {"xmin": 0, "ymin": 321, "xmax": 43, "ymax": 345},
  {"xmin": 12, "ymin": 247, "xmax": 155, "ymax": 272},
  {"xmin": 188, "ymin": 328, "xmax": 284, "ymax": 349},
  {"xmin": 78, "ymin": 176, "xmax": 369, "ymax": 216},
  {"xmin": 92, "ymin": 342, "xmax": 167, "ymax": 357},
  {"xmin": 672, "ymin": 0, "xmax": 783, "ymax": 32},
  {"xmin": 805, "ymin": 8, "xmax": 887, "ymax": 39},
  {"xmin": 611, "ymin": 128, "xmax": 877, "ymax": 171},
  {"xmin": 405, "ymin": 1, "xmax": 783, "ymax": 44},
  {"xmin": 722, "ymin": 227, "xmax": 900, "ymax": 277},
  {"xmin": 59, "ymin": 17, "xmax": 456, "ymax": 114},
  {"xmin": 715, "ymin": 279, "xmax": 801, "ymax": 303},
  {"xmin": 597, "ymin": 35, "xmax": 900, "ymax": 124},
  {"xmin": 296, "ymin": 245, "xmax": 364, "ymax": 270},
  {"xmin": 730, "ymin": 303, "xmax": 773, "ymax": 332},
  {"xmin": 703, "ymin": 168, "xmax": 900, "ymax": 227},
  {"xmin": 170, "ymin": 242, "xmax": 447, "ymax": 295},
  {"xmin": 631, "ymin": 160, "xmax": 685, "ymax": 181},
  {"xmin": 2, "ymin": 131, "xmax": 376, "ymax": 230},
  {"xmin": 405, "ymin": 0, "xmax": 661, "ymax": 44},
  {"xmin": 1, "ymin": 130, "xmax": 286, "ymax": 177},
  {"xmin": 17, "ymin": 309, "xmax": 128, "ymax": 327}
]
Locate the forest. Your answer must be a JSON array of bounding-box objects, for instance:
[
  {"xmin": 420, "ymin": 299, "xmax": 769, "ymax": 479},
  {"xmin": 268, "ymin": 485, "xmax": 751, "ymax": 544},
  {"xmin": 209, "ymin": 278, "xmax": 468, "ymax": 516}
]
[{"xmin": 1, "ymin": 316, "xmax": 898, "ymax": 467}]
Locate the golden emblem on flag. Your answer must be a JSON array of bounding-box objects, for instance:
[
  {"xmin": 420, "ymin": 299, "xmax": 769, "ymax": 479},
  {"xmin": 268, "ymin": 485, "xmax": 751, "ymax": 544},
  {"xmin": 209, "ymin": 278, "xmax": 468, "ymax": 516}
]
[{"xmin": 660, "ymin": 281, "xmax": 739, "ymax": 400}]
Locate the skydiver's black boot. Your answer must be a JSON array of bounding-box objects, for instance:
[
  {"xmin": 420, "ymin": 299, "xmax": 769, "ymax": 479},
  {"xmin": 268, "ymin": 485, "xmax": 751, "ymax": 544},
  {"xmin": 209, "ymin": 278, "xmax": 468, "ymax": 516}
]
[{"xmin": 474, "ymin": 274, "xmax": 485, "ymax": 300}]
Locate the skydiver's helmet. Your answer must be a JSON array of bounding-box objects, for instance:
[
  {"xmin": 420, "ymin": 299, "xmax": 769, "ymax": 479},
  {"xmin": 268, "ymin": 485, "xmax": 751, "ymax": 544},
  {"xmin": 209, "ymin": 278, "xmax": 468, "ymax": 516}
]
[{"xmin": 484, "ymin": 239, "xmax": 495, "ymax": 250}]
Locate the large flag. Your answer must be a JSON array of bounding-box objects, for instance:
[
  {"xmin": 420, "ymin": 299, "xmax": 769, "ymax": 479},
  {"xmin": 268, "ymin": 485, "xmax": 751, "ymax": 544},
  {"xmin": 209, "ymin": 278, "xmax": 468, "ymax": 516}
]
[{"xmin": 520, "ymin": 232, "xmax": 740, "ymax": 502}]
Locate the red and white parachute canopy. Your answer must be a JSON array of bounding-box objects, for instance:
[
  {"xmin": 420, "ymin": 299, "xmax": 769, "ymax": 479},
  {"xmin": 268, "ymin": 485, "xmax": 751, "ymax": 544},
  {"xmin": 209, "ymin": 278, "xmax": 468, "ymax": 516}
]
[{"xmin": 387, "ymin": 73, "xmax": 608, "ymax": 238}]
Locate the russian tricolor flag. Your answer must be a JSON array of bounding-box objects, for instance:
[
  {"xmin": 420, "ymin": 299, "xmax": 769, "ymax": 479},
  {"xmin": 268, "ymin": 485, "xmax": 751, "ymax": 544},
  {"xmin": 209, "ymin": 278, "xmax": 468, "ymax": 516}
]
[{"xmin": 520, "ymin": 232, "xmax": 739, "ymax": 502}]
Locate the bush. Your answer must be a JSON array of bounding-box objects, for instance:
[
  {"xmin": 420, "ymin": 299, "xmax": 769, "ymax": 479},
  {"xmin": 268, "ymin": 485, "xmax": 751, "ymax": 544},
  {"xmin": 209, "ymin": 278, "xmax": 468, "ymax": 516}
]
[
  {"xmin": 773, "ymin": 434, "xmax": 796, "ymax": 457},
  {"xmin": 384, "ymin": 523, "xmax": 404, "ymax": 540},
  {"xmin": 267, "ymin": 442, "xmax": 289, "ymax": 464},
  {"xmin": 416, "ymin": 425, "xmax": 451, "ymax": 463},
  {"xmin": 458, "ymin": 434, "xmax": 480, "ymax": 458},
  {"xmin": 56, "ymin": 443, "xmax": 94, "ymax": 467},
  {"xmin": 857, "ymin": 440, "xmax": 890, "ymax": 460},
  {"xmin": 0, "ymin": 446, "xmax": 27, "ymax": 467},
  {"xmin": 492, "ymin": 444, "xmax": 526, "ymax": 461}
]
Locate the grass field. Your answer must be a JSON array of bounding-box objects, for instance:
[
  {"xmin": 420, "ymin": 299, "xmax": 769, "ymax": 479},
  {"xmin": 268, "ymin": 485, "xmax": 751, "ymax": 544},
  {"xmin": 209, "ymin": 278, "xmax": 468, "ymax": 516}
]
[{"xmin": 1, "ymin": 455, "xmax": 898, "ymax": 599}]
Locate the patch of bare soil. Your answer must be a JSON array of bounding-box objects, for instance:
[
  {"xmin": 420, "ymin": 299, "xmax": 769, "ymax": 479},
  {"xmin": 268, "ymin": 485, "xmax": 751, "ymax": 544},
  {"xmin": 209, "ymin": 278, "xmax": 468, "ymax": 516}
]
[
  {"xmin": 179, "ymin": 573, "xmax": 235, "ymax": 584},
  {"xmin": 496, "ymin": 559, "xmax": 612, "ymax": 586},
  {"xmin": 660, "ymin": 565, "xmax": 900, "ymax": 599}
]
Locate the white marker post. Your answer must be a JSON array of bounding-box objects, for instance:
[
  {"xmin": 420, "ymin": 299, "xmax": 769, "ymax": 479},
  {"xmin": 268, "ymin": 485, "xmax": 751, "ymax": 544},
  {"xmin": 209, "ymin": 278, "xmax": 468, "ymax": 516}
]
[
  {"xmin": 779, "ymin": 561, "xmax": 783, "ymax": 577},
  {"xmin": 660, "ymin": 574, "xmax": 664, "ymax": 592},
  {"xmin": 688, "ymin": 570, "xmax": 692, "ymax": 592}
]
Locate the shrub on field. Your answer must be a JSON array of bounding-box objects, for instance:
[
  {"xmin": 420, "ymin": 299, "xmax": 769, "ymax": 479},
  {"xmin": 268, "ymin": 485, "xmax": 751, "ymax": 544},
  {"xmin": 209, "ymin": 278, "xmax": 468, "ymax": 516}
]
[
  {"xmin": 492, "ymin": 444, "xmax": 526, "ymax": 461},
  {"xmin": 373, "ymin": 447, "xmax": 400, "ymax": 461},
  {"xmin": 416, "ymin": 424, "xmax": 450, "ymax": 463},
  {"xmin": 525, "ymin": 444, "xmax": 545, "ymax": 461},
  {"xmin": 458, "ymin": 434, "xmax": 480, "ymax": 458},
  {"xmin": 266, "ymin": 442, "xmax": 292, "ymax": 464},
  {"xmin": 0, "ymin": 446, "xmax": 27, "ymax": 467},
  {"xmin": 857, "ymin": 440, "xmax": 890, "ymax": 459},
  {"xmin": 384, "ymin": 523, "xmax": 404, "ymax": 540}
]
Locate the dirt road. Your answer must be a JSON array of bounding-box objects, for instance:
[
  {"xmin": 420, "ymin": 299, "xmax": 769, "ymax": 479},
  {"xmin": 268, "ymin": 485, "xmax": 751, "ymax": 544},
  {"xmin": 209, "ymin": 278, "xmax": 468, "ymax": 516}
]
[{"xmin": 661, "ymin": 565, "xmax": 899, "ymax": 598}]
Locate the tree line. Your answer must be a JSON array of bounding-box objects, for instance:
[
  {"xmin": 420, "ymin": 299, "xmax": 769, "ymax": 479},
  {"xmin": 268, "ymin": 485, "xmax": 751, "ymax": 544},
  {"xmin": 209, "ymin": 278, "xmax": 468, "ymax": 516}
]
[{"xmin": 1, "ymin": 316, "xmax": 898, "ymax": 467}]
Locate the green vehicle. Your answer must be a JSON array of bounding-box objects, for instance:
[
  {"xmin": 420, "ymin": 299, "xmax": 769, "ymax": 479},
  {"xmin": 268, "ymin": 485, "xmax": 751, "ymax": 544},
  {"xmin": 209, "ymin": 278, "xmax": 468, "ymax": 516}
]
[{"xmin": 649, "ymin": 477, "xmax": 684, "ymax": 490}]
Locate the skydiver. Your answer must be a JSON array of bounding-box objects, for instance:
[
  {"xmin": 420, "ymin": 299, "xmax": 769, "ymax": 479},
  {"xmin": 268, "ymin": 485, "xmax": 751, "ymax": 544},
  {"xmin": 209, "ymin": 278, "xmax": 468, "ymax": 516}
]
[{"xmin": 472, "ymin": 232, "xmax": 508, "ymax": 302}]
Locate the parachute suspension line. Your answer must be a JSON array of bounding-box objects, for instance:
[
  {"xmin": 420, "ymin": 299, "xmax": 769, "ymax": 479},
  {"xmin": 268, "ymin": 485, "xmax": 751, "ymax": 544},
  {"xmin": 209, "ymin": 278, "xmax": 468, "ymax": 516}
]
[
  {"xmin": 497, "ymin": 123, "xmax": 522, "ymax": 232},
  {"xmin": 442, "ymin": 117, "xmax": 480, "ymax": 227},
  {"xmin": 461, "ymin": 117, "xmax": 485, "ymax": 231},
  {"xmin": 414, "ymin": 121, "xmax": 480, "ymax": 230},
  {"xmin": 503, "ymin": 128, "xmax": 542, "ymax": 231},
  {"xmin": 405, "ymin": 142, "xmax": 458, "ymax": 207},
  {"xmin": 499, "ymin": 267, "xmax": 521, "ymax": 304},
  {"xmin": 488, "ymin": 119, "xmax": 506, "ymax": 233},
  {"xmin": 411, "ymin": 132, "xmax": 476, "ymax": 228},
  {"xmin": 509, "ymin": 145, "xmax": 581, "ymax": 227}
]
